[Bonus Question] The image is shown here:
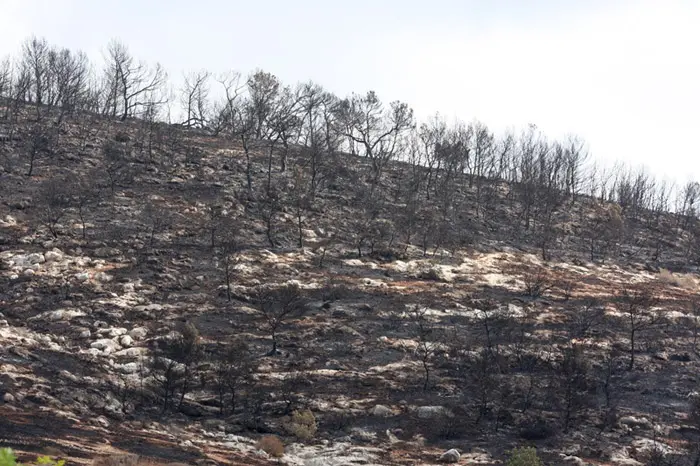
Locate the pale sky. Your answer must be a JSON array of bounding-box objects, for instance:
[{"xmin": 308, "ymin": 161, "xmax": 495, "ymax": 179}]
[{"xmin": 1, "ymin": 0, "xmax": 699, "ymax": 184}]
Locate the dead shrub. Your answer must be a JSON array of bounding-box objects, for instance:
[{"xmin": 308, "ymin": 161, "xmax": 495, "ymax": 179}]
[
  {"xmin": 283, "ymin": 408, "xmax": 317, "ymax": 441},
  {"xmin": 256, "ymin": 435, "xmax": 285, "ymax": 458},
  {"xmin": 657, "ymin": 268, "xmax": 696, "ymax": 289},
  {"xmin": 522, "ymin": 267, "xmax": 553, "ymax": 298}
]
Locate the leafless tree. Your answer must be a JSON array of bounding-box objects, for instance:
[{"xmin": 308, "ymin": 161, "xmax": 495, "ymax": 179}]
[
  {"xmin": 247, "ymin": 69, "xmax": 281, "ymax": 139},
  {"xmin": 407, "ymin": 305, "xmax": 439, "ymax": 391},
  {"xmin": 617, "ymin": 286, "xmax": 660, "ymax": 370},
  {"xmin": 20, "ymin": 36, "xmax": 50, "ymax": 118},
  {"xmin": 37, "ymin": 176, "xmax": 72, "ymax": 238},
  {"xmin": 180, "ymin": 70, "xmax": 210, "ymax": 129},
  {"xmin": 214, "ymin": 217, "xmax": 240, "ymax": 302},
  {"xmin": 103, "ymin": 39, "xmax": 167, "ymax": 121},
  {"xmin": 211, "ymin": 339, "xmax": 255, "ymax": 415},
  {"xmin": 335, "ymin": 91, "xmax": 414, "ymax": 189},
  {"xmin": 254, "ymin": 284, "xmax": 308, "ymax": 355},
  {"xmin": 23, "ymin": 124, "xmax": 53, "ymax": 176}
]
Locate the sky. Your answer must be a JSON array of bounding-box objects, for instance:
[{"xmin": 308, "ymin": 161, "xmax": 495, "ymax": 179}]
[{"xmin": 1, "ymin": 0, "xmax": 699, "ymax": 185}]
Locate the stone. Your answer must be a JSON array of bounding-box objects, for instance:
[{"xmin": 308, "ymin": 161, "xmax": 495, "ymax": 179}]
[
  {"xmin": 562, "ymin": 455, "xmax": 587, "ymax": 466},
  {"xmin": 94, "ymin": 272, "xmax": 113, "ymax": 283},
  {"xmin": 79, "ymin": 329, "xmax": 91, "ymax": 339},
  {"xmin": 3, "ymin": 392, "xmax": 15, "ymax": 403},
  {"xmin": 113, "ymin": 347, "xmax": 148, "ymax": 359},
  {"xmin": 41, "ymin": 309, "xmax": 85, "ymax": 322},
  {"xmin": 27, "ymin": 253, "xmax": 45, "ymax": 264},
  {"xmin": 97, "ymin": 327, "xmax": 127, "ymax": 338},
  {"xmin": 44, "ymin": 249, "xmax": 63, "ymax": 262},
  {"xmin": 94, "ymin": 247, "xmax": 121, "ymax": 258},
  {"xmin": 415, "ymin": 405, "xmax": 454, "ymax": 419},
  {"xmin": 370, "ymin": 404, "xmax": 393, "ymax": 417},
  {"xmin": 128, "ymin": 327, "xmax": 148, "ymax": 340},
  {"xmin": 119, "ymin": 335, "xmax": 134, "ymax": 347},
  {"xmin": 115, "ymin": 362, "xmax": 140, "ymax": 374},
  {"xmin": 619, "ymin": 416, "xmax": 652, "ymax": 429},
  {"xmin": 439, "ymin": 449, "xmax": 460, "ymax": 463},
  {"xmin": 90, "ymin": 338, "xmax": 121, "ymax": 355}
]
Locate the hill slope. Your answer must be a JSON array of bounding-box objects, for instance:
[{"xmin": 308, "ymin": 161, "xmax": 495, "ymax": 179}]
[{"xmin": 1, "ymin": 108, "xmax": 700, "ymax": 465}]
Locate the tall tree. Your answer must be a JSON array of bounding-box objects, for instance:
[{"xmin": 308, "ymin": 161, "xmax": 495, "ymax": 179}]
[{"xmin": 103, "ymin": 39, "xmax": 167, "ymax": 121}]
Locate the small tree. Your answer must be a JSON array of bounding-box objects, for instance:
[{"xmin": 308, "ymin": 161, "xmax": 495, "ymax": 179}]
[
  {"xmin": 23, "ymin": 124, "xmax": 52, "ymax": 176},
  {"xmin": 506, "ymin": 447, "xmax": 542, "ymax": 466},
  {"xmin": 37, "ymin": 177, "xmax": 71, "ymax": 238},
  {"xmin": 212, "ymin": 339, "xmax": 254, "ymax": 415},
  {"xmin": 171, "ymin": 321, "xmax": 202, "ymax": 410},
  {"xmin": 214, "ymin": 216, "xmax": 240, "ymax": 302},
  {"xmin": 255, "ymin": 284, "xmax": 308, "ymax": 355},
  {"xmin": 617, "ymin": 286, "xmax": 659, "ymax": 370},
  {"xmin": 407, "ymin": 305, "xmax": 439, "ymax": 391},
  {"xmin": 151, "ymin": 321, "xmax": 202, "ymax": 412},
  {"xmin": 102, "ymin": 140, "xmax": 132, "ymax": 196}
]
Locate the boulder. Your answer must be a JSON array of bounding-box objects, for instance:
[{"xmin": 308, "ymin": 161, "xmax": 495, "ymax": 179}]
[
  {"xmin": 370, "ymin": 404, "xmax": 393, "ymax": 417},
  {"xmin": 439, "ymin": 449, "xmax": 460, "ymax": 463},
  {"xmin": 619, "ymin": 416, "xmax": 652, "ymax": 430},
  {"xmin": 44, "ymin": 249, "xmax": 63, "ymax": 262},
  {"xmin": 128, "ymin": 327, "xmax": 149, "ymax": 340},
  {"xmin": 119, "ymin": 335, "xmax": 134, "ymax": 347},
  {"xmin": 90, "ymin": 339, "xmax": 121, "ymax": 355},
  {"xmin": 27, "ymin": 253, "xmax": 45, "ymax": 264},
  {"xmin": 415, "ymin": 405, "xmax": 454, "ymax": 419}
]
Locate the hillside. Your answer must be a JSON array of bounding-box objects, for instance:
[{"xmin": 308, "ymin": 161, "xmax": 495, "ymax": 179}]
[{"xmin": 2, "ymin": 105, "xmax": 700, "ymax": 466}]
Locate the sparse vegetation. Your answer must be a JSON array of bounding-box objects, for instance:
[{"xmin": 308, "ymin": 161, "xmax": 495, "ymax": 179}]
[
  {"xmin": 505, "ymin": 447, "xmax": 542, "ymax": 466},
  {"xmin": 255, "ymin": 435, "xmax": 285, "ymax": 458},
  {"xmin": 283, "ymin": 409, "xmax": 318, "ymax": 441},
  {"xmin": 0, "ymin": 29, "xmax": 699, "ymax": 466}
]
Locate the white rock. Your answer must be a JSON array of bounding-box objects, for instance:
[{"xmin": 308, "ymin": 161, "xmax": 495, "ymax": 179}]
[
  {"xmin": 128, "ymin": 327, "xmax": 148, "ymax": 340},
  {"xmin": 75, "ymin": 272, "xmax": 90, "ymax": 282},
  {"xmin": 23, "ymin": 269, "xmax": 35, "ymax": 277},
  {"xmin": 619, "ymin": 416, "xmax": 652, "ymax": 429},
  {"xmin": 97, "ymin": 327, "xmax": 127, "ymax": 338},
  {"xmin": 115, "ymin": 362, "xmax": 140, "ymax": 374},
  {"xmin": 94, "ymin": 272, "xmax": 113, "ymax": 283},
  {"xmin": 3, "ymin": 393, "xmax": 15, "ymax": 403},
  {"xmin": 95, "ymin": 416, "xmax": 110, "ymax": 428},
  {"xmin": 44, "ymin": 249, "xmax": 63, "ymax": 262},
  {"xmin": 40, "ymin": 309, "xmax": 85, "ymax": 322},
  {"xmin": 90, "ymin": 338, "xmax": 121, "ymax": 354},
  {"xmin": 27, "ymin": 253, "xmax": 45, "ymax": 264},
  {"xmin": 562, "ymin": 455, "xmax": 587, "ymax": 466},
  {"xmin": 113, "ymin": 347, "xmax": 149, "ymax": 359},
  {"xmin": 79, "ymin": 329, "xmax": 91, "ymax": 339},
  {"xmin": 370, "ymin": 405, "xmax": 393, "ymax": 417},
  {"xmin": 120, "ymin": 335, "xmax": 134, "ymax": 347},
  {"xmin": 439, "ymin": 449, "xmax": 460, "ymax": 463},
  {"xmin": 415, "ymin": 405, "xmax": 454, "ymax": 419}
]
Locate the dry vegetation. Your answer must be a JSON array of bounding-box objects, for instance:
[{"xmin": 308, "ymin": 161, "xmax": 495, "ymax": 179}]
[{"xmin": 2, "ymin": 36, "xmax": 700, "ymax": 466}]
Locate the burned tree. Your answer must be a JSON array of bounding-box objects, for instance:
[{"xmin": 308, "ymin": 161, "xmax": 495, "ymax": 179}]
[
  {"xmin": 103, "ymin": 39, "xmax": 167, "ymax": 121},
  {"xmin": 335, "ymin": 91, "xmax": 414, "ymax": 189},
  {"xmin": 254, "ymin": 284, "xmax": 308, "ymax": 355},
  {"xmin": 180, "ymin": 70, "xmax": 211, "ymax": 129},
  {"xmin": 616, "ymin": 286, "xmax": 660, "ymax": 370}
]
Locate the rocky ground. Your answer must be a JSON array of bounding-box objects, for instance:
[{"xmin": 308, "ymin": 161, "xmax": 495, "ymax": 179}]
[{"xmin": 2, "ymin": 111, "xmax": 700, "ymax": 465}]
